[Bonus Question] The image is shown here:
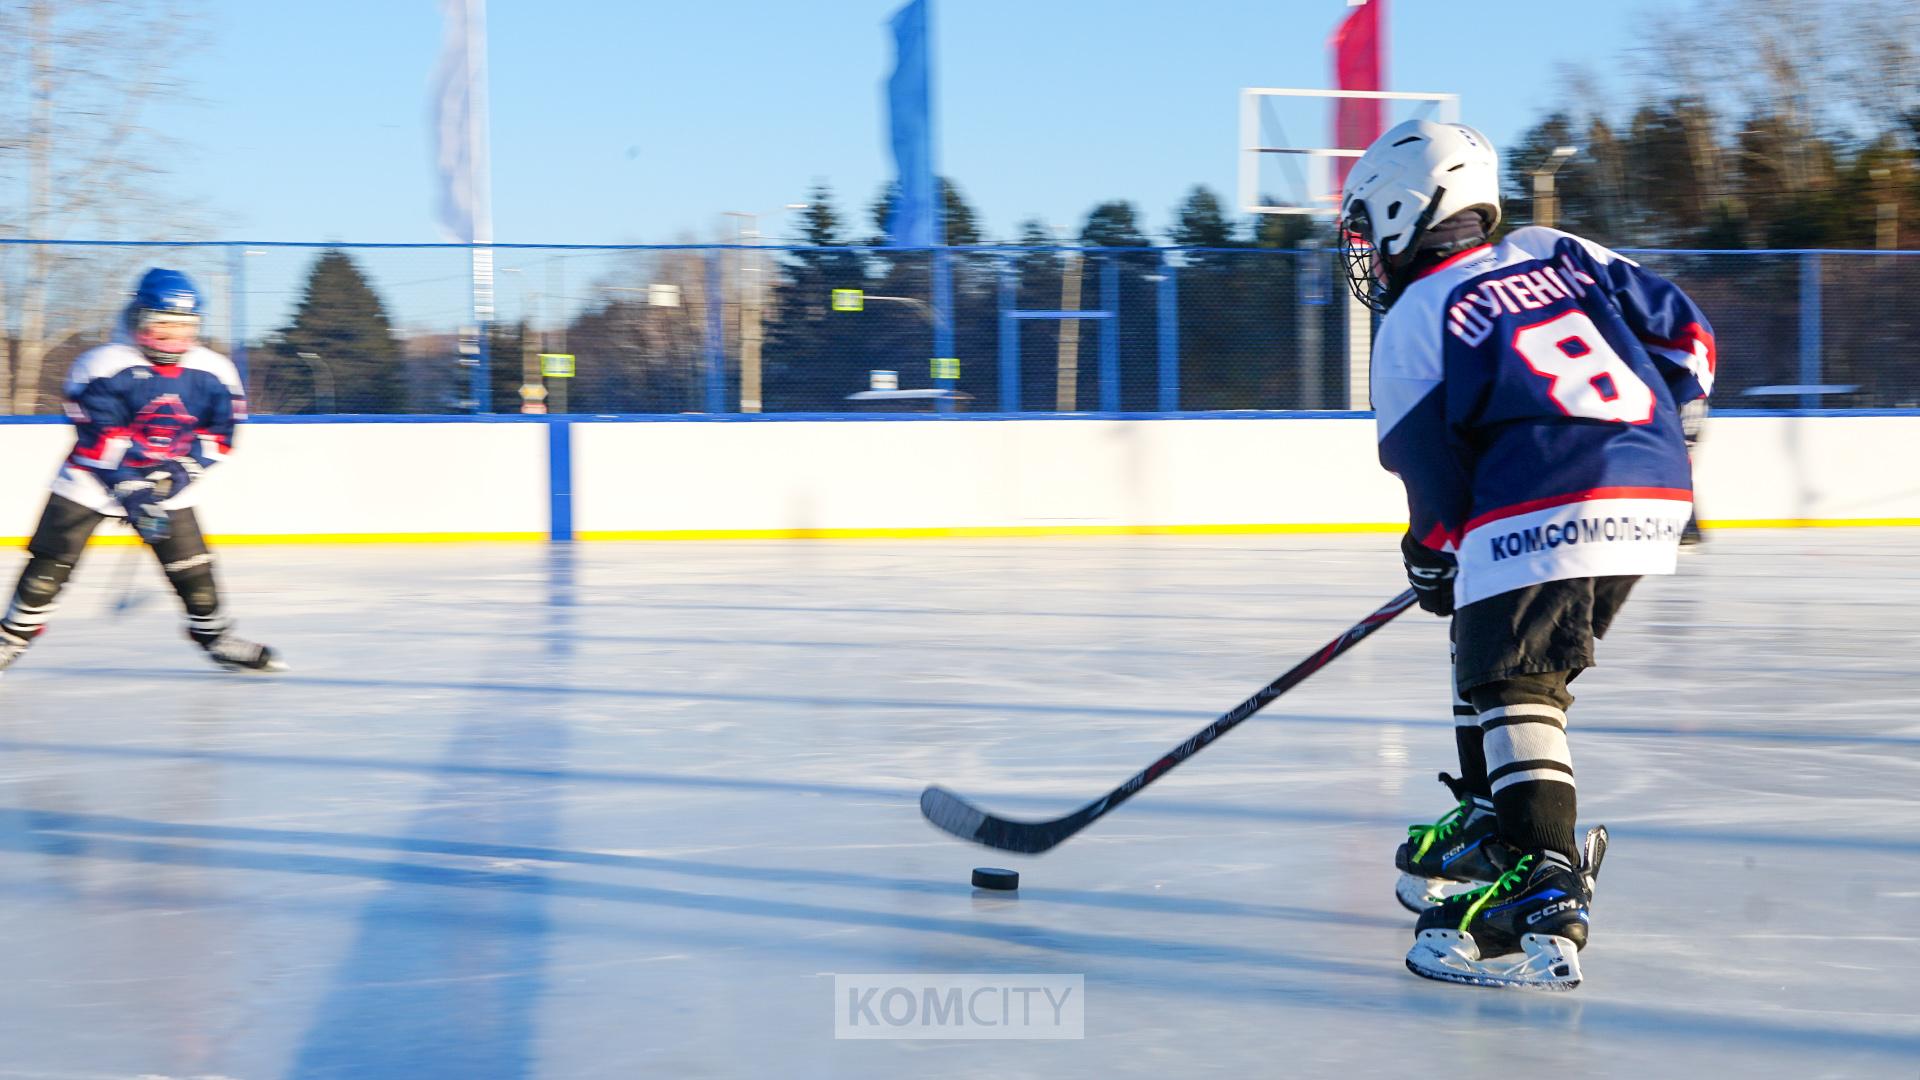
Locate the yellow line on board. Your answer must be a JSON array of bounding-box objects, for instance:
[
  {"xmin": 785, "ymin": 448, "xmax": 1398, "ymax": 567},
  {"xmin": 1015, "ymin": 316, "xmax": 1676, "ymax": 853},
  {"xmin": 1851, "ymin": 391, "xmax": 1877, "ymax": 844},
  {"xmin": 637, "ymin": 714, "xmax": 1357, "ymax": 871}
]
[
  {"xmin": 578, "ymin": 523, "xmax": 1408, "ymax": 541},
  {"xmin": 0, "ymin": 532, "xmax": 549, "ymax": 548},
  {"xmin": 1698, "ymin": 518, "xmax": 1920, "ymax": 529},
  {"xmin": 3, "ymin": 519, "xmax": 1915, "ymax": 548}
]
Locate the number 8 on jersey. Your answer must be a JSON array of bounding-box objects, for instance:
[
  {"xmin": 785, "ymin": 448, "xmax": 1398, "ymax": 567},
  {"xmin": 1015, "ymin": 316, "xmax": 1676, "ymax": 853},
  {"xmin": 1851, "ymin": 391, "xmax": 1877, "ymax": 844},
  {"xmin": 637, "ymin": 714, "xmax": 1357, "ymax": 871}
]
[{"xmin": 1513, "ymin": 311, "xmax": 1655, "ymax": 424}]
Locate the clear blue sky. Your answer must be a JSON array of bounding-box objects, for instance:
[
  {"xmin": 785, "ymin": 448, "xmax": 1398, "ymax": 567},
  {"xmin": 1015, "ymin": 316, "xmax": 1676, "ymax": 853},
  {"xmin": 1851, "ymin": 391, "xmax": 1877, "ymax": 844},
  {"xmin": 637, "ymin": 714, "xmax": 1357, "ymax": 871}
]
[{"xmin": 169, "ymin": 0, "xmax": 1642, "ymax": 247}]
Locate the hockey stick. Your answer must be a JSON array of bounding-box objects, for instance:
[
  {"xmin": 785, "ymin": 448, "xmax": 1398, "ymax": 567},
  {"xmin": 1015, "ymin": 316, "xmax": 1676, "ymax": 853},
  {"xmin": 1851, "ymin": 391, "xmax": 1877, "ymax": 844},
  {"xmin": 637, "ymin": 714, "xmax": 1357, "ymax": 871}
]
[
  {"xmin": 919, "ymin": 588, "xmax": 1420, "ymax": 854},
  {"xmin": 107, "ymin": 526, "xmax": 149, "ymax": 615}
]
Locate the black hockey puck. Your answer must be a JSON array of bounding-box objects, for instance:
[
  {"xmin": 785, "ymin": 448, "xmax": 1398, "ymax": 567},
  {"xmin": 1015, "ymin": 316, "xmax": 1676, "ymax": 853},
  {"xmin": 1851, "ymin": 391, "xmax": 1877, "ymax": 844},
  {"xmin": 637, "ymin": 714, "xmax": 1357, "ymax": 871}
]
[{"xmin": 971, "ymin": 867, "xmax": 1019, "ymax": 891}]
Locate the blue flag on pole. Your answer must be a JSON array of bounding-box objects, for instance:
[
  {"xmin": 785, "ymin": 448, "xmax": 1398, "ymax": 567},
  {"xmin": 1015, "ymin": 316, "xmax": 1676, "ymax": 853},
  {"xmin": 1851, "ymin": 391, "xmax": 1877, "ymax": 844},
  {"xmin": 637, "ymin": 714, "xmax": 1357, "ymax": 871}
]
[{"xmin": 885, "ymin": 0, "xmax": 938, "ymax": 247}]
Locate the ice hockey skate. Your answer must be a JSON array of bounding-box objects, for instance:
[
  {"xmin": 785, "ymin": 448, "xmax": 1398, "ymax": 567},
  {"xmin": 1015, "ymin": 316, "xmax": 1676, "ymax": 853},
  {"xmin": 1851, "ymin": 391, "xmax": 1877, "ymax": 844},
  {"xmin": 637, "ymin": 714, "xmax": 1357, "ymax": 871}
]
[
  {"xmin": 193, "ymin": 628, "xmax": 288, "ymax": 673},
  {"xmin": 1406, "ymin": 826, "xmax": 1608, "ymax": 991},
  {"xmin": 1394, "ymin": 772, "xmax": 1515, "ymax": 912}
]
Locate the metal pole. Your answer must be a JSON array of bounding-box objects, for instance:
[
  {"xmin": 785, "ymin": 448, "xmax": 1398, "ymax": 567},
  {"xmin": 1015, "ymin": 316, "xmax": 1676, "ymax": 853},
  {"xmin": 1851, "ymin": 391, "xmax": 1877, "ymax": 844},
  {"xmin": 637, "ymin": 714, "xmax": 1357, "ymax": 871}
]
[
  {"xmin": 998, "ymin": 256, "xmax": 1018, "ymax": 412},
  {"xmin": 704, "ymin": 249, "xmax": 725, "ymax": 414},
  {"xmin": 933, "ymin": 246, "xmax": 955, "ymax": 413},
  {"xmin": 1056, "ymin": 246, "xmax": 1083, "ymax": 411},
  {"xmin": 522, "ymin": 289, "xmax": 541, "ymax": 414},
  {"xmin": 1798, "ymin": 252, "xmax": 1821, "ymax": 411},
  {"xmin": 1532, "ymin": 146, "xmax": 1578, "ymax": 230},
  {"xmin": 1157, "ymin": 252, "xmax": 1178, "ymax": 412},
  {"xmin": 1099, "ymin": 257, "xmax": 1119, "ymax": 413},
  {"xmin": 228, "ymin": 243, "xmax": 248, "ymax": 391},
  {"xmin": 741, "ymin": 218, "xmax": 765, "ymax": 413}
]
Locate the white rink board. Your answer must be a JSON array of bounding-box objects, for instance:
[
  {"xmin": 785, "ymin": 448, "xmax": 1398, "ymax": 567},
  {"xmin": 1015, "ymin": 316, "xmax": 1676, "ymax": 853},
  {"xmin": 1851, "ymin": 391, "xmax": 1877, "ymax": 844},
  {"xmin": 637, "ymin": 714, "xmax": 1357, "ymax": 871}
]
[
  {"xmin": 571, "ymin": 418, "xmax": 1408, "ymax": 533},
  {"xmin": 1690, "ymin": 415, "xmax": 1920, "ymax": 521},
  {"xmin": 2, "ymin": 414, "xmax": 1918, "ymax": 539},
  {"xmin": 2, "ymin": 422, "xmax": 550, "ymax": 539},
  {"xmin": 0, "ymin": 426, "xmax": 73, "ymax": 539}
]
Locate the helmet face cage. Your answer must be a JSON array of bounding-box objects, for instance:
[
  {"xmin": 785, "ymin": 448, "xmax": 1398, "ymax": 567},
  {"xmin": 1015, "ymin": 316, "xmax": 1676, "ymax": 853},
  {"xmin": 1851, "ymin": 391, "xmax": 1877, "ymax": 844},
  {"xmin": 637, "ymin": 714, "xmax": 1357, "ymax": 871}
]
[
  {"xmin": 1339, "ymin": 206, "xmax": 1390, "ymax": 314},
  {"xmin": 133, "ymin": 310, "xmax": 201, "ymax": 364}
]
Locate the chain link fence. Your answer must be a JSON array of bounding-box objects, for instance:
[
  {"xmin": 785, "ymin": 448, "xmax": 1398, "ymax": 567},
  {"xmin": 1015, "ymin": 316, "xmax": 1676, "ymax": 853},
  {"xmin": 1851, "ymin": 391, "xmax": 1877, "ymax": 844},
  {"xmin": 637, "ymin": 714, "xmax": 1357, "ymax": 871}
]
[{"xmin": 0, "ymin": 240, "xmax": 1912, "ymax": 416}]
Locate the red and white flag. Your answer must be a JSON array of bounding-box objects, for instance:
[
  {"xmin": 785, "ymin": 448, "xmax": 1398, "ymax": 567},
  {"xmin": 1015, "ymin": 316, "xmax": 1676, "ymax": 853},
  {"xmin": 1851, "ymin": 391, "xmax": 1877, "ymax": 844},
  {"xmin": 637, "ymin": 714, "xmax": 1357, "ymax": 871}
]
[{"xmin": 1330, "ymin": 0, "xmax": 1385, "ymax": 195}]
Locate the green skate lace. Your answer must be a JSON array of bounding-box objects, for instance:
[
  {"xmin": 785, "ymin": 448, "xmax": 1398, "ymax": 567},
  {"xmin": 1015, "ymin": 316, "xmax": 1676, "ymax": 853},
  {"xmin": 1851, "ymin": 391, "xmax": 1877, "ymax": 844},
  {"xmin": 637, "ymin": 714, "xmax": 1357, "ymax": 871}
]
[
  {"xmin": 1408, "ymin": 800, "xmax": 1471, "ymax": 861},
  {"xmin": 1455, "ymin": 854, "xmax": 1536, "ymax": 932}
]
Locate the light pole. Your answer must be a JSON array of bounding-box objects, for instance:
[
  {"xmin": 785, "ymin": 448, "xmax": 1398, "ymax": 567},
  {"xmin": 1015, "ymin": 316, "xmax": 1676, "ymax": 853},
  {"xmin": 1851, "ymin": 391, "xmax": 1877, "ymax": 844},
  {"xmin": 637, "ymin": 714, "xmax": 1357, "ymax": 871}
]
[
  {"xmin": 722, "ymin": 202, "xmax": 809, "ymax": 413},
  {"xmin": 1870, "ymin": 167, "xmax": 1898, "ymax": 250},
  {"xmin": 1532, "ymin": 145, "xmax": 1579, "ymax": 229},
  {"xmin": 293, "ymin": 352, "xmax": 337, "ymax": 414},
  {"xmin": 499, "ymin": 267, "xmax": 547, "ymax": 414}
]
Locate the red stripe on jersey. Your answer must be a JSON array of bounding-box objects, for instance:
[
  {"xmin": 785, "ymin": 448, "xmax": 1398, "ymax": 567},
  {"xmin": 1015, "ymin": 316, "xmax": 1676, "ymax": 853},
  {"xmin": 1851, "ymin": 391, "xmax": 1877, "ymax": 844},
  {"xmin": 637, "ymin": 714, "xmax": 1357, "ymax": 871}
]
[
  {"xmin": 71, "ymin": 427, "xmax": 131, "ymax": 467},
  {"xmin": 1417, "ymin": 521, "xmax": 1461, "ymax": 553},
  {"xmin": 1464, "ymin": 486, "xmax": 1694, "ymax": 534},
  {"xmin": 1638, "ymin": 322, "xmax": 1716, "ymax": 374}
]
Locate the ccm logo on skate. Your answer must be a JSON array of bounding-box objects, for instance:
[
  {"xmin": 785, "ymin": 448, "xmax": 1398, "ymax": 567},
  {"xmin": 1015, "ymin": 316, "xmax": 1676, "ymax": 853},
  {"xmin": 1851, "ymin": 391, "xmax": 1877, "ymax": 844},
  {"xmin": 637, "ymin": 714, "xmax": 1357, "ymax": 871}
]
[{"xmin": 1526, "ymin": 898, "xmax": 1581, "ymax": 925}]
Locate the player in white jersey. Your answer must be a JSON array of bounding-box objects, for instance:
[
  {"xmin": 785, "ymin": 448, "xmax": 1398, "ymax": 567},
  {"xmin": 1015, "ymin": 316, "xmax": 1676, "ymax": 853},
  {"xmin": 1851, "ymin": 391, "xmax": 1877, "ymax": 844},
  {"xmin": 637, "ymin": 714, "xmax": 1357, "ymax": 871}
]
[
  {"xmin": 0, "ymin": 269, "xmax": 284, "ymax": 678},
  {"xmin": 1340, "ymin": 121, "xmax": 1714, "ymax": 988}
]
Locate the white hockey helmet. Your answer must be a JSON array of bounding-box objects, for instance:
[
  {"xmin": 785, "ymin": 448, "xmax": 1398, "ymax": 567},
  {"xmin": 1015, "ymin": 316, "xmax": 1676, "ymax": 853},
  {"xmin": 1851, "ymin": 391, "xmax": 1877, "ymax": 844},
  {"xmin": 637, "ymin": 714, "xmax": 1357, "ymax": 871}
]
[{"xmin": 1339, "ymin": 119, "xmax": 1501, "ymax": 310}]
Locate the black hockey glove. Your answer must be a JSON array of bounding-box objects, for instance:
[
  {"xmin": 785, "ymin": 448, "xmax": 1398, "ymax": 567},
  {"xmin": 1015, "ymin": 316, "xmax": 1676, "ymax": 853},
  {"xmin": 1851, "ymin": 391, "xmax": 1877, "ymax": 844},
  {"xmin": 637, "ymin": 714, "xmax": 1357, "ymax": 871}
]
[
  {"xmin": 113, "ymin": 478, "xmax": 172, "ymax": 544},
  {"xmin": 1400, "ymin": 530, "xmax": 1457, "ymax": 617}
]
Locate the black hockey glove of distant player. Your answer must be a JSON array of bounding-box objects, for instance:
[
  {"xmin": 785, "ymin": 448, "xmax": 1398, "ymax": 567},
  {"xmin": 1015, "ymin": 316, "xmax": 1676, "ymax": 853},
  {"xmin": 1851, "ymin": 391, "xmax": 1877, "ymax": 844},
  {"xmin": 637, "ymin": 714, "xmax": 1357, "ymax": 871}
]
[{"xmin": 1400, "ymin": 530, "xmax": 1457, "ymax": 617}]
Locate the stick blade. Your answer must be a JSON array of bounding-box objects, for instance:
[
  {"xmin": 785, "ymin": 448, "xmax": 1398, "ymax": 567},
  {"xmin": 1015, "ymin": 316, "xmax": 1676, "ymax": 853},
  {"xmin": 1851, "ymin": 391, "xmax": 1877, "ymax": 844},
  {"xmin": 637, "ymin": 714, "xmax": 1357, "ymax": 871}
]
[
  {"xmin": 919, "ymin": 785, "xmax": 1070, "ymax": 855},
  {"xmin": 919, "ymin": 785, "xmax": 990, "ymax": 841}
]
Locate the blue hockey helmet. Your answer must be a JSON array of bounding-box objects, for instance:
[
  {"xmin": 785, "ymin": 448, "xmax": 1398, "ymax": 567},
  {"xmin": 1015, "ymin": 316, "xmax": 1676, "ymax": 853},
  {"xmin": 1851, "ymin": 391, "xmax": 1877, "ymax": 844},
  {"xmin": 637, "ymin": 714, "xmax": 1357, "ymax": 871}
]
[{"xmin": 128, "ymin": 268, "xmax": 204, "ymax": 363}]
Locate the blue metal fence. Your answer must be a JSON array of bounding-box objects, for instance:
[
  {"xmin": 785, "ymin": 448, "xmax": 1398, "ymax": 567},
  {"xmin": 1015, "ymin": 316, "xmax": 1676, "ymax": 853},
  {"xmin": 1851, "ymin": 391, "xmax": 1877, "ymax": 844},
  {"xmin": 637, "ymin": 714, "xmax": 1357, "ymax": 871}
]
[{"xmin": 0, "ymin": 239, "xmax": 1914, "ymax": 416}]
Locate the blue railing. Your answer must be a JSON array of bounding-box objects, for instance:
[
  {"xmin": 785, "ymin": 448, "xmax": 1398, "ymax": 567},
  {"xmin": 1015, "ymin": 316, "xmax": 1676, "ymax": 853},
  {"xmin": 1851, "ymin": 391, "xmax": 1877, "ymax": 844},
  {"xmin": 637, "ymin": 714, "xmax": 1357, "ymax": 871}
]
[{"xmin": 0, "ymin": 240, "xmax": 1915, "ymax": 416}]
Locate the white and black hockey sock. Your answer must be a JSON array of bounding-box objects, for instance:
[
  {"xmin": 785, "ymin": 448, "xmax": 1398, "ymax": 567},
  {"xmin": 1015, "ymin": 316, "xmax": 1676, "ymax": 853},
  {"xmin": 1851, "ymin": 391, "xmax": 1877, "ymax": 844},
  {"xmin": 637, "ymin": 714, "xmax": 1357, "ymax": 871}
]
[
  {"xmin": 162, "ymin": 551, "xmax": 229, "ymax": 644},
  {"xmin": 1449, "ymin": 639, "xmax": 1490, "ymax": 798},
  {"xmin": 3, "ymin": 556, "xmax": 74, "ymax": 643},
  {"xmin": 1473, "ymin": 694, "xmax": 1578, "ymax": 862}
]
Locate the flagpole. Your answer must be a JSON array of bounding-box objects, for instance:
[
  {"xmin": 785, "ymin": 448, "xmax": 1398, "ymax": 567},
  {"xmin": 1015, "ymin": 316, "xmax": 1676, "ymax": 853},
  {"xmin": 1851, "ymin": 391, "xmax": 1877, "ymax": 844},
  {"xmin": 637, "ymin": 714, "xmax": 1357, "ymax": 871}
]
[
  {"xmin": 925, "ymin": 0, "xmax": 954, "ymax": 414},
  {"xmin": 468, "ymin": 0, "xmax": 494, "ymax": 414}
]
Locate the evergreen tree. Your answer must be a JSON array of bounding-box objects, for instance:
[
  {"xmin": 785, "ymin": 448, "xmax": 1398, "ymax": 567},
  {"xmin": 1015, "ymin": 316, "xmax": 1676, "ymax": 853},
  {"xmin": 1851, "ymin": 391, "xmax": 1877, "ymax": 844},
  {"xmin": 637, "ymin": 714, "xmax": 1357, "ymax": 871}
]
[
  {"xmin": 267, "ymin": 250, "xmax": 406, "ymax": 413},
  {"xmin": 1169, "ymin": 187, "xmax": 1238, "ymax": 249},
  {"xmin": 866, "ymin": 177, "xmax": 985, "ymax": 244},
  {"xmin": 1079, "ymin": 201, "xmax": 1150, "ymax": 247},
  {"xmin": 763, "ymin": 183, "xmax": 873, "ymax": 410}
]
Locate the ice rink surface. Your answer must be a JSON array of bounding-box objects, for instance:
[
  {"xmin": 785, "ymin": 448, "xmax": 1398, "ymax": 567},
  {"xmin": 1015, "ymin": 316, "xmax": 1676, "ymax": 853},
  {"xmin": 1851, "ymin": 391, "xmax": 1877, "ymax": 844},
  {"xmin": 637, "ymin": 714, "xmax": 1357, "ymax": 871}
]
[{"xmin": 0, "ymin": 531, "xmax": 1914, "ymax": 1079}]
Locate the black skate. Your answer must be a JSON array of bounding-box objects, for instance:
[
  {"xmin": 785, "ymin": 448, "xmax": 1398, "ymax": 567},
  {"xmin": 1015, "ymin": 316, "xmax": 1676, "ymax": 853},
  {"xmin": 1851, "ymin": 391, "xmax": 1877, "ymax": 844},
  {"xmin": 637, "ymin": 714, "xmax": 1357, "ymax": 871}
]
[
  {"xmin": 1405, "ymin": 825, "xmax": 1608, "ymax": 991},
  {"xmin": 1394, "ymin": 772, "xmax": 1515, "ymax": 913},
  {"xmin": 192, "ymin": 629, "xmax": 288, "ymax": 673}
]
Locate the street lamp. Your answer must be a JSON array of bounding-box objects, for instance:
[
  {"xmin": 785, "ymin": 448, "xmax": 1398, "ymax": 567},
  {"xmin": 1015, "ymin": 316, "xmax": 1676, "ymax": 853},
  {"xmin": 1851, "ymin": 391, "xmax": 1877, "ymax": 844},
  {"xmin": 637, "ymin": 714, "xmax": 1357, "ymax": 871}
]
[
  {"xmin": 1870, "ymin": 167, "xmax": 1898, "ymax": 250},
  {"xmin": 723, "ymin": 202, "xmax": 810, "ymax": 413},
  {"xmin": 1532, "ymin": 145, "xmax": 1579, "ymax": 229},
  {"xmin": 293, "ymin": 352, "xmax": 337, "ymax": 414}
]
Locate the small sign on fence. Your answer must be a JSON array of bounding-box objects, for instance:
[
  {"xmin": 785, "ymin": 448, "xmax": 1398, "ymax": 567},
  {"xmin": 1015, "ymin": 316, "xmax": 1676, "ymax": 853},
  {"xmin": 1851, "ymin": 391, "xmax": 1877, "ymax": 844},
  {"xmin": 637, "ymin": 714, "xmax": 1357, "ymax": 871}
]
[
  {"xmin": 832, "ymin": 288, "xmax": 864, "ymax": 312},
  {"xmin": 540, "ymin": 353, "xmax": 576, "ymax": 379},
  {"xmin": 930, "ymin": 357, "xmax": 959, "ymax": 381}
]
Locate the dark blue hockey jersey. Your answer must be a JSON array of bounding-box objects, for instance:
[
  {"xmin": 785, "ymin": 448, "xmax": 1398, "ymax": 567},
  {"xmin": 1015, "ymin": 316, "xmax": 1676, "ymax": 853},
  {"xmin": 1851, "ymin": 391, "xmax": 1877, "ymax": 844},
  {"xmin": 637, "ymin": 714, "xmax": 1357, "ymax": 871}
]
[
  {"xmin": 51, "ymin": 341, "xmax": 245, "ymax": 516},
  {"xmin": 1372, "ymin": 227, "xmax": 1714, "ymax": 606}
]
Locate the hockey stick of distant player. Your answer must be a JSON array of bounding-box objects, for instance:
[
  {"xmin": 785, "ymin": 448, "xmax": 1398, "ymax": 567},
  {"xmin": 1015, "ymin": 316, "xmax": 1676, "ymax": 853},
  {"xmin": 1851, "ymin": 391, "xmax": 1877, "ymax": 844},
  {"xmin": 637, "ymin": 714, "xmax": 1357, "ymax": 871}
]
[
  {"xmin": 919, "ymin": 588, "xmax": 1420, "ymax": 854},
  {"xmin": 108, "ymin": 523, "xmax": 150, "ymax": 615}
]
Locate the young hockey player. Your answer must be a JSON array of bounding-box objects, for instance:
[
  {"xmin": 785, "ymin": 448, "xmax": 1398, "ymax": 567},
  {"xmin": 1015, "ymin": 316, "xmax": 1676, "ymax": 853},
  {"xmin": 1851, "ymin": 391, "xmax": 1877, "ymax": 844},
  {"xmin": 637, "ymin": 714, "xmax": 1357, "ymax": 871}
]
[
  {"xmin": 1339, "ymin": 120, "xmax": 1713, "ymax": 988},
  {"xmin": 0, "ymin": 268, "xmax": 284, "ymax": 677}
]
